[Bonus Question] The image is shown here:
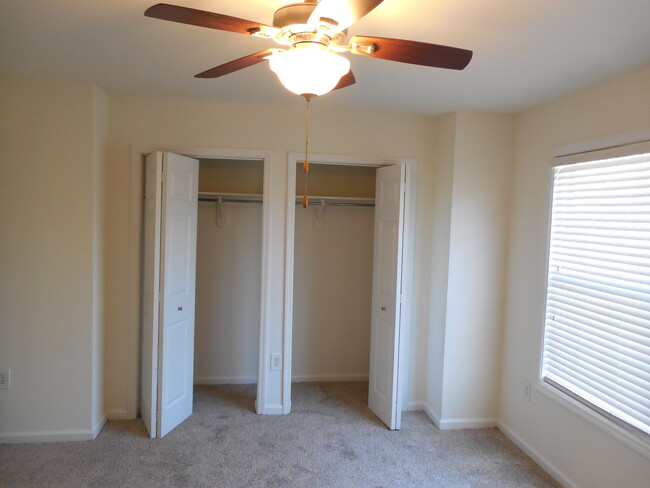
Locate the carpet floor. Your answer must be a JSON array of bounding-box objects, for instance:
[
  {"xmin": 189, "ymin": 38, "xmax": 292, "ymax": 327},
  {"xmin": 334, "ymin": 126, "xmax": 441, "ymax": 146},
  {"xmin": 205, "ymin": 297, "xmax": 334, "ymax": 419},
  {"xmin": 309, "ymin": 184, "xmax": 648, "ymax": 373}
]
[{"xmin": 0, "ymin": 382, "xmax": 560, "ymax": 487}]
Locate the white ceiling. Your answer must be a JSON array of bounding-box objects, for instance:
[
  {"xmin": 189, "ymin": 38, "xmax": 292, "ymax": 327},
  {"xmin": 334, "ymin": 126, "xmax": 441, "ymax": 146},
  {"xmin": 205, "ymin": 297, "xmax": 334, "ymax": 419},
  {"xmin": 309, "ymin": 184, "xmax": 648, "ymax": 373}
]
[{"xmin": 2, "ymin": 0, "xmax": 650, "ymax": 115}]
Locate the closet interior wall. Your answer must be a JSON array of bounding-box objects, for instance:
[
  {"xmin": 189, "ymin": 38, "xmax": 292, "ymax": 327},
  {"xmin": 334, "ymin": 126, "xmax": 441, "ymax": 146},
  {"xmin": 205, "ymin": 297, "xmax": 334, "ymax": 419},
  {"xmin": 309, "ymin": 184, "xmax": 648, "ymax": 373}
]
[
  {"xmin": 292, "ymin": 164, "xmax": 377, "ymax": 382},
  {"xmin": 194, "ymin": 158, "xmax": 263, "ymax": 385}
]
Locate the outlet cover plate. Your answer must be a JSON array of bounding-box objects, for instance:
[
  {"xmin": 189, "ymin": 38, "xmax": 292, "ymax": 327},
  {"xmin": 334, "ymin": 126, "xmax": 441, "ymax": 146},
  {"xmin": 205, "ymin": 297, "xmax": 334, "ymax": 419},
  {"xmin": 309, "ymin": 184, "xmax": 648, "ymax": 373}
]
[{"xmin": 271, "ymin": 354, "xmax": 282, "ymax": 371}]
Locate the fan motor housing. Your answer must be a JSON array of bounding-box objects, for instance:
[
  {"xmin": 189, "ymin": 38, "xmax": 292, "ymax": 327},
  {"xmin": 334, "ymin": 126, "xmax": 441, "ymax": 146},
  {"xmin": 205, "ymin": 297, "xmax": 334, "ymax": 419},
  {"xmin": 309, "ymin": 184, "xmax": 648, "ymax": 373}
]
[{"xmin": 273, "ymin": 2, "xmax": 318, "ymax": 28}]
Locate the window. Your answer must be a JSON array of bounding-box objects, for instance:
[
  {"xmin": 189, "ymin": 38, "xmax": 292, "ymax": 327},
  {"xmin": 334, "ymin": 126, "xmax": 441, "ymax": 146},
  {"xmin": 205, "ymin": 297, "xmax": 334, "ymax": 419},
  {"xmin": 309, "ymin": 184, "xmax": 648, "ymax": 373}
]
[{"xmin": 542, "ymin": 148, "xmax": 650, "ymax": 440}]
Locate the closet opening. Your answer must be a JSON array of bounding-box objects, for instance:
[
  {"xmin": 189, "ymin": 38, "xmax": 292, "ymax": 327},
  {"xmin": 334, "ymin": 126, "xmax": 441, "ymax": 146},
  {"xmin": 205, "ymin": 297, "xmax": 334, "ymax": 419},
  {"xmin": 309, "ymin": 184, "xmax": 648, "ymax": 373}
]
[
  {"xmin": 291, "ymin": 163, "xmax": 377, "ymax": 421},
  {"xmin": 140, "ymin": 151, "xmax": 268, "ymax": 438},
  {"xmin": 194, "ymin": 157, "xmax": 264, "ymax": 412},
  {"xmin": 284, "ymin": 154, "xmax": 416, "ymax": 430}
]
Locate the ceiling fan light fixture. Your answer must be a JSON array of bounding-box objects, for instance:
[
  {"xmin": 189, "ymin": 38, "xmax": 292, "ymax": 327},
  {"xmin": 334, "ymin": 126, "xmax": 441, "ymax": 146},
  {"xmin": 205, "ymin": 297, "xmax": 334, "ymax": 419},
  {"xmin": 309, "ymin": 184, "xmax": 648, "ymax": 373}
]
[{"xmin": 269, "ymin": 42, "xmax": 350, "ymax": 96}]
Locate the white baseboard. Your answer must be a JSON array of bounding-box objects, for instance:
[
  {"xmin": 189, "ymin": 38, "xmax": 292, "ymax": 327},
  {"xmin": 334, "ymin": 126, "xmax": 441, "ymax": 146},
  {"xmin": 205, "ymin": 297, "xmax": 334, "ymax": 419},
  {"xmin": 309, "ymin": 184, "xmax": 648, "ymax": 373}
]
[
  {"xmin": 417, "ymin": 410, "xmax": 575, "ymax": 487},
  {"xmin": 406, "ymin": 401, "xmax": 425, "ymax": 411},
  {"xmin": 291, "ymin": 374, "xmax": 369, "ymax": 382},
  {"xmin": 419, "ymin": 403, "xmax": 496, "ymax": 430},
  {"xmin": 423, "ymin": 403, "xmax": 442, "ymax": 428},
  {"xmin": 438, "ymin": 417, "xmax": 498, "ymax": 430},
  {"xmin": 0, "ymin": 429, "xmax": 94, "ymax": 444},
  {"xmin": 258, "ymin": 403, "xmax": 284, "ymax": 415},
  {"xmin": 193, "ymin": 374, "xmax": 368, "ymax": 386},
  {"xmin": 497, "ymin": 421, "xmax": 578, "ymax": 488},
  {"xmin": 194, "ymin": 376, "xmax": 257, "ymax": 385},
  {"xmin": 106, "ymin": 409, "xmax": 133, "ymax": 420},
  {"xmin": 92, "ymin": 414, "xmax": 107, "ymax": 439}
]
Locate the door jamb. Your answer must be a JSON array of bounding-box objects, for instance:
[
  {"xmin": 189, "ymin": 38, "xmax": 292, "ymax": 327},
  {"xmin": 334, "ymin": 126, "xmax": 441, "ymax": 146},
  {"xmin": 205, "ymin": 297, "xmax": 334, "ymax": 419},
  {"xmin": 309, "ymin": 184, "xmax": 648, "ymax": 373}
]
[
  {"xmin": 283, "ymin": 152, "xmax": 417, "ymax": 415},
  {"xmin": 129, "ymin": 146, "xmax": 272, "ymax": 420}
]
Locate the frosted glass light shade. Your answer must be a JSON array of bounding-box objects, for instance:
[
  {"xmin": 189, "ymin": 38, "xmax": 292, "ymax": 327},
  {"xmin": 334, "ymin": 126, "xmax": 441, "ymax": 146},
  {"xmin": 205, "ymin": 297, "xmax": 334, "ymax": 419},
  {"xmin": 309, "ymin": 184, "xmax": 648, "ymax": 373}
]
[{"xmin": 269, "ymin": 43, "xmax": 350, "ymax": 96}]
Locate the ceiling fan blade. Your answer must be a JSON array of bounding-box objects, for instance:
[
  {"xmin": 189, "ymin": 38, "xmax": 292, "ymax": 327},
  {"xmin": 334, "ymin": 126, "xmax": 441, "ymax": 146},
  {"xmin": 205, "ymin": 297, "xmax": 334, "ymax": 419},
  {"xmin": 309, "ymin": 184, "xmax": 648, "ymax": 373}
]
[
  {"xmin": 195, "ymin": 50, "xmax": 275, "ymax": 78},
  {"xmin": 145, "ymin": 3, "xmax": 277, "ymax": 35},
  {"xmin": 309, "ymin": 0, "xmax": 384, "ymax": 31},
  {"xmin": 350, "ymin": 36, "xmax": 473, "ymax": 70},
  {"xmin": 333, "ymin": 70, "xmax": 356, "ymax": 90}
]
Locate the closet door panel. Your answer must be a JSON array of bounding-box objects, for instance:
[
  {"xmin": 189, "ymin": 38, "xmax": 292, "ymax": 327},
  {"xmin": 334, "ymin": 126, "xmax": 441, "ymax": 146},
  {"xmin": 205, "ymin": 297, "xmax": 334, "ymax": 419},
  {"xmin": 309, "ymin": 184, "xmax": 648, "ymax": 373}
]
[
  {"xmin": 141, "ymin": 152, "xmax": 163, "ymax": 438},
  {"xmin": 158, "ymin": 152, "xmax": 199, "ymax": 437},
  {"xmin": 368, "ymin": 164, "xmax": 405, "ymax": 430}
]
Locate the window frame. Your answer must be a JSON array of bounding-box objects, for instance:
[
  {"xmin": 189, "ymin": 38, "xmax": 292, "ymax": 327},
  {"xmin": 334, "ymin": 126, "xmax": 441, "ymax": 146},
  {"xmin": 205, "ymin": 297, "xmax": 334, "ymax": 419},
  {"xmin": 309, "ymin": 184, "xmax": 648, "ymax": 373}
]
[{"xmin": 536, "ymin": 134, "xmax": 650, "ymax": 460}]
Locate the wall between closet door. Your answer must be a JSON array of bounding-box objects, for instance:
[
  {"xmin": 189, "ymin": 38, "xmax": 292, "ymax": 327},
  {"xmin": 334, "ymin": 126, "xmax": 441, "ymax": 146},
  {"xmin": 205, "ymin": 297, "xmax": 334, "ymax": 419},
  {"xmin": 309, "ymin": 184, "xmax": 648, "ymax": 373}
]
[{"xmin": 292, "ymin": 205, "xmax": 374, "ymax": 381}]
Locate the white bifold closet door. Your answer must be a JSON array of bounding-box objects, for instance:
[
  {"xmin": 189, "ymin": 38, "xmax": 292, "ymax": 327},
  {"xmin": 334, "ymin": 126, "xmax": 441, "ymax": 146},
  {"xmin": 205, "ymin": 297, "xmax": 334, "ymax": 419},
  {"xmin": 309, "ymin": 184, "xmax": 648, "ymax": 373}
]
[
  {"xmin": 141, "ymin": 151, "xmax": 199, "ymax": 438},
  {"xmin": 368, "ymin": 164, "xmax": 406, "ymax": 430}
]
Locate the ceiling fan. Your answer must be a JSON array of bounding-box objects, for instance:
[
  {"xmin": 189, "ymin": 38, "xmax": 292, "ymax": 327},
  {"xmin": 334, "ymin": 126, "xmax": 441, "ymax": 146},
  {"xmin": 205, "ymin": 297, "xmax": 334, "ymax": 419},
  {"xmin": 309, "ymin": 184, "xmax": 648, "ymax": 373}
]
[{"xmin": 144, "ymin": 0, "xmax": 473, "ymax": 98}]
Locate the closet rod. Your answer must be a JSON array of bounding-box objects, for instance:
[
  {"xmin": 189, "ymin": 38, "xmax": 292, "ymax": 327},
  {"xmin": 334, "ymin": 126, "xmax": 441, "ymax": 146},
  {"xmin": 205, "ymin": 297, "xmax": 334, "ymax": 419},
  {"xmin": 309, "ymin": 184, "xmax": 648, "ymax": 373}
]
[
  {"xmin": 295, "ymin": 196, "xmax": 375, "ymax": 207},
  {"xmin": 297, "ymin": 201, "xmax": 375, "ymax": 207},
  {"xmin": 199, "ymin": 197, "xmax": 262, "ymax": 204},
  {"xmin": 198, "ymin": 192, "xmax": 262, "ymax": 204}
]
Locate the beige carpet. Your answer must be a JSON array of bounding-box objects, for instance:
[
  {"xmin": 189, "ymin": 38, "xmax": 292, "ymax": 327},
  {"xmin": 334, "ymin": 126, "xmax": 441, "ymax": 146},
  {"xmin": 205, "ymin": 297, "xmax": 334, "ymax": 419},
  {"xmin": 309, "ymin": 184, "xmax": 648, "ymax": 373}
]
[{"xmin": 0, "ymin": 382, "xmax": 560, "ymax": 487}]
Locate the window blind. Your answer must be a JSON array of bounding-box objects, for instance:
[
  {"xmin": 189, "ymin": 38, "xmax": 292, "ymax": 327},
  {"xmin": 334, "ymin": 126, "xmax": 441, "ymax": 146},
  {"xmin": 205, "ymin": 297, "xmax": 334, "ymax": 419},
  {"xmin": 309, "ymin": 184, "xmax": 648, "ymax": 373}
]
[{"xmin": 542, "ymin": 151, "xmax": 650, "ymax": 439}]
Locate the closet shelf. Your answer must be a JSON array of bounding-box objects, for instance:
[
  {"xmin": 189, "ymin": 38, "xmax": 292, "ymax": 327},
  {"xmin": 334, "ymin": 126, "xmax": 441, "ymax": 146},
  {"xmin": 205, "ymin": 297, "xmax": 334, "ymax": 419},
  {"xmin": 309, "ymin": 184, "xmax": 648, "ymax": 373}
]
[{"xmin": 199, "ymin": 192, "xmax": 262, "ymax": 203}]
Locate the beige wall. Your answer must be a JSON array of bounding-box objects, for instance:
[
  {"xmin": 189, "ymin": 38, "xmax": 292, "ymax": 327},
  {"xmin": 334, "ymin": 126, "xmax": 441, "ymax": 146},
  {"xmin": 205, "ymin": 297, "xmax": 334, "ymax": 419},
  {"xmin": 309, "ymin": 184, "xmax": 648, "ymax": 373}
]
[
  {"xmin": 292, "ymin": 206, "xmax": 374, "ymax": 381},
  {"xmin": 501, "ymin": 65, "xmax": 650, "ymax": 487},
  {"xmin": 295, "ymin": 163, "xmax": 376, "ymax": 198},
  {"xmin": 198, "ymin": 158, "xmax": 264, "ymax": 194},
  {"xmin": 92, "ymin": 86, "xmax": 109, "ymax": 435},
  {"xmin": 426, "ymin": 113, "xmax": 456, "ymax": 417},
  {"xmin": 443, "ymin": 112, "xmax": 514, "ymax": 422},
  {"xmin": 194, "ymin": 159, "xmax": 264, "ymax": 383},
  {"xmin": 426, "ymin": 112, "xmax": 515, "ymax": 426},
  {"xmin": 194, "ymin": 202, "xmax": 262, "ymax": 383},
  {"xmin": 0, "ymin": 77, "xmax": 106, "ymax": 440}
]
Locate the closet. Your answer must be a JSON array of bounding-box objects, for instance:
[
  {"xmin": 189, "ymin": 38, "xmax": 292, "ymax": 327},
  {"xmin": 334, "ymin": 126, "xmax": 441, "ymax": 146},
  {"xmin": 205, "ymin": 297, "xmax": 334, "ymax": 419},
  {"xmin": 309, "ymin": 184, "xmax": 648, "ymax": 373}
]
[
  {"xmin": 291, "ymin": 163, "xmax": 376, "ymax": 383},
  {"xmin": 143, "ymin": 151, "xmax": 410, "ymax": 434},
  {"xmin": 141, "ymin": 152, "xmax": 265, "ymax": 438},
  {"xmin": 195, "ymin": 158, "xmax": 264, "ymax": 386}
]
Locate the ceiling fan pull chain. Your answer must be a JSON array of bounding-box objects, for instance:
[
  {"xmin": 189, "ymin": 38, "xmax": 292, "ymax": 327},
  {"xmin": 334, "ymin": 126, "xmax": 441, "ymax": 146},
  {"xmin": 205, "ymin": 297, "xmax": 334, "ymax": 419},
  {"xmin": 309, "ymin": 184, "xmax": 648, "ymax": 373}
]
[{"xmin": 302, "ymin": 95, "xmax": 312, "ymax": 208}]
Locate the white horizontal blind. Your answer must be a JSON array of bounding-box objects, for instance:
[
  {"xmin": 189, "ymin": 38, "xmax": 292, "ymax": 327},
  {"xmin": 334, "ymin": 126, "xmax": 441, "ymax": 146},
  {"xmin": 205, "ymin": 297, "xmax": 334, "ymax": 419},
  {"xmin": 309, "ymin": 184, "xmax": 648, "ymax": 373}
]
[{"xmin": 542, "ymin": 151, "xmax": 650, "ymax": 439}]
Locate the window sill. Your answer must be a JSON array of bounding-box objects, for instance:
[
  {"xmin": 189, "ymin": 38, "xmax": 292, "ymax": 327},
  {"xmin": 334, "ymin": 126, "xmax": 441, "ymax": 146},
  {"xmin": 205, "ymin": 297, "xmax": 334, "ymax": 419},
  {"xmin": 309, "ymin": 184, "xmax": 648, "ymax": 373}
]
[{"xmin": 535, "ymin": 380, "xmax": 650, "ymax": 460}]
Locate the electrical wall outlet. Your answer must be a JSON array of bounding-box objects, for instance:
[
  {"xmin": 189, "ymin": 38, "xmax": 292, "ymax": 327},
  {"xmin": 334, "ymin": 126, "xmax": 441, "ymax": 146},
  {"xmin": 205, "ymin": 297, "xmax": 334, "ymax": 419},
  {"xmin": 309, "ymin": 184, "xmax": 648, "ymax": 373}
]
[
  {"xmin": 270, "ymin": 353, "xmax": 282, "ymax": 371},
  {"xmin": 523, "ymin": 380, "xmax": 531, "ymax": 402},
  {"xmin": 0, "ymin": 370, "xmax": 11, "ymax": 389}
]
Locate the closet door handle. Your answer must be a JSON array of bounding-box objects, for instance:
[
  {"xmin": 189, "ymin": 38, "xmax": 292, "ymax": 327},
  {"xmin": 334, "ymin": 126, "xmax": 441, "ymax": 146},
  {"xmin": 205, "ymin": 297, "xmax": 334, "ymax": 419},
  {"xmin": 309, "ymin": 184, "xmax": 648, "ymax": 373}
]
[
  {"xmin": 380, "ymin": 306, "xmax": 386, "ymax": 311},
  {"xmin": 177, "ymin": 306, "xmax": 184, "ymax": 311}
]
